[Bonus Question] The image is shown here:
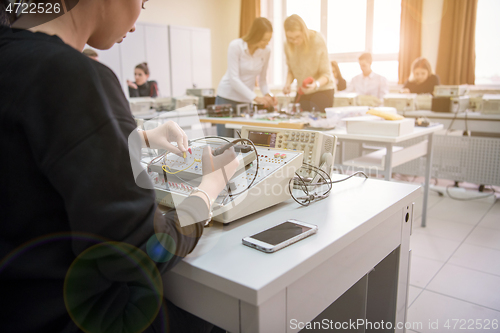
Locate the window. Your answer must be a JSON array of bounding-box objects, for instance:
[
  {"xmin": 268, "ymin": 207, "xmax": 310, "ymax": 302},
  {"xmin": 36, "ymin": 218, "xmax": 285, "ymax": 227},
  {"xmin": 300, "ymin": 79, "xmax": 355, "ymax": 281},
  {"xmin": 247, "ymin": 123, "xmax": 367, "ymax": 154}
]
[
  {"xmin": 286, "ymin": 0, "xmax": 321, "ymax": 32},
  {"xmin": 475, "ymin": 0, "xmax": 500, "ymax": 85},
  {"xmin": 327, "ymin": 0, "xmax": 367, "ymax": 54},
  {"xmin": 261, "ymin": 0, "xmax": 402, "ymax": 86},
  {"xmin": 372, "ymin": 0, "xmax": 401, "ymax": 54},
  {"xmin": 327, "ymin": 0, "xmax": 401, "ymax": 83}
]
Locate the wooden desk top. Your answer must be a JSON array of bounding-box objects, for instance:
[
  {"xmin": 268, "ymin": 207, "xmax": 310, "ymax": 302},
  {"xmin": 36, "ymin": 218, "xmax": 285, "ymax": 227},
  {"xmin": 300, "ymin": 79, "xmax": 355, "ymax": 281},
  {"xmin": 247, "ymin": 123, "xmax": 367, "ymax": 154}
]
[{"xmin": 199, "ymin": 116, "xmax": 307, "ymax": 129}]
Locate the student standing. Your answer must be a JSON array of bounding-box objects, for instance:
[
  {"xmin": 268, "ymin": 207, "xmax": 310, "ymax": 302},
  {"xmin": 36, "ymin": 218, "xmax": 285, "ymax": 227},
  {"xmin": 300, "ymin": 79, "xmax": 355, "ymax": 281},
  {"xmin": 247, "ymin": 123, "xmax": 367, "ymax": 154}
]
[
  {"xmin": 282, "ymin": 14, "xmax": 335, "ymax": 112},
  {"xmin": 346, "ymin": 53, "xmax": 389, "ymax": 100},
  {"xmin": 401, "ymin": 57, "xmax": 440, "ymax": 94},
  {"xmin": 127, "ymin": 62, "xmax": 159, "ymax": 97},
  {"xmin": 0, "ymin": 1, "xmax": 238, "ymax": 332},
  {"xmin": 216, "ymin": 17, "xmax": 276, "ymax": 109}
]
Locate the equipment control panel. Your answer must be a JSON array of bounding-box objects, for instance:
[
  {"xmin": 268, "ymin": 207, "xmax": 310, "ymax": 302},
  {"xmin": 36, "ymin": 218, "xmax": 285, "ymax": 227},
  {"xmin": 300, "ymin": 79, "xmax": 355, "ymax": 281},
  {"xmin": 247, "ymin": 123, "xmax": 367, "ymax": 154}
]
[
  {"xmin": 240, "ymin": 126, "xmax": 337, "ymax": 178},
  {"xmin": 143, "ymin": 139, "xmax": 304, "ymax": 223}
]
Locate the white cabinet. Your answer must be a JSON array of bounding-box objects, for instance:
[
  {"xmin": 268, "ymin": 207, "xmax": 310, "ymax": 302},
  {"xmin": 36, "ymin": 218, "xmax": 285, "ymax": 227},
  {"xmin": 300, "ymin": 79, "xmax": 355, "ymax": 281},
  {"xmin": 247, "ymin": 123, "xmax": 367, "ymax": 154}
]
[
  {"xmin": 87, "ymin": 23, "xmax": 211, "ymax": 98},
  {"xmin": 169, "ymin": 26, "xmax": 193, "ymax": 97},
  {"xmin": 191, "ymin": 28, "xmax": 212, "ymax": 89},
  {"xmin": 144, "ymin": 25, "xmax": 171, "ymax": 99},
  {"xmin": 169, "ymin": 25, "xmax": 212, "ymax": 96},
  {"xmin": 119, "ymin": 24, "xmax": 147, "ymax": 95}
]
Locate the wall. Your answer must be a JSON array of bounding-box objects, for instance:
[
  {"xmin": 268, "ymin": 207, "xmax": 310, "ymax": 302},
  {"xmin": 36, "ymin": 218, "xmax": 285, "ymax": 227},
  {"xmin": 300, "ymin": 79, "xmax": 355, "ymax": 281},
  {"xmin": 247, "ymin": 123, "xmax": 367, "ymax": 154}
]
[
  {"xmin": 137, "ymin": 0, "xmax": 241, "ymax": 90},
  {"xmin": 421, "ymin": 0, "xmax": 444, "ymax": 72}
]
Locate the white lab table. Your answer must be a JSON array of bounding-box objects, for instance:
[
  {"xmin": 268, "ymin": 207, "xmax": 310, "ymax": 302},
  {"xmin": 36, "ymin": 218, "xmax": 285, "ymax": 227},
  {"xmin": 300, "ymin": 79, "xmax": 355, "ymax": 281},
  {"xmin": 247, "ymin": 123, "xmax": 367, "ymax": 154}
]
[
  {"xmin": 162, "ymin": 176, "xmax": 420, "ymax": 333},
  {"xmin": 326, "ymin": 125, "xmax": 443, "ymax": 228},
  {"xmin": 391, "ymin": 111, "xmax": 500, "ymax": 186},
  {"xmin": 402, "ymin": 110, "xmax": 500, "ymax": 134}
]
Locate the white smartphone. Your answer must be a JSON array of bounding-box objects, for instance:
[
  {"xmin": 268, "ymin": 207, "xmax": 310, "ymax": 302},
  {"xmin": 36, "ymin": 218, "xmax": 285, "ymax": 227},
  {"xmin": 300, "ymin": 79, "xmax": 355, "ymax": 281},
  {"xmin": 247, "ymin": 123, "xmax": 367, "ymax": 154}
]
[{"xmin": 242, "ymin": 220, "xmax": 318, "ymax": 253}]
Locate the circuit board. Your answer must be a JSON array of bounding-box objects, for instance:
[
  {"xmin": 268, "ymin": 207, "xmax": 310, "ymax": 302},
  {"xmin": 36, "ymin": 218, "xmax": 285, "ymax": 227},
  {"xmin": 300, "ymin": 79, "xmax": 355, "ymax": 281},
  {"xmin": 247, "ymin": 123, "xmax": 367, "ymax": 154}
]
[{"xmin": 142, "ymin": 139, "xmax": 304, "ymax": 223}]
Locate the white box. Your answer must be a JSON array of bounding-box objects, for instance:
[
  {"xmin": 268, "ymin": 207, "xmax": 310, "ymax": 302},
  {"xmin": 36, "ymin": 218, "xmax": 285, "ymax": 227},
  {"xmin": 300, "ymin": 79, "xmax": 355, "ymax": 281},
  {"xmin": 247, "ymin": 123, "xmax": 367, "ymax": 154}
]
[
  {"xmin": 333, "ymin": 92, "xmax": 359, "ymax": 107},
  {"xmin": 433, "ymin": 85, "xmax": 468, "ymax": 97},
  {"xmin": 383, "ymin": 93, "xmax": 417, "ymax": 112},
  {"xmin": 416, "ymin": 94, "xmax": 433, "ymax": 110},
  {"xmin": 345, "ymin": 116, "xmax": 415, "ymax": 137},
  {"xmin": 482, "ymin": 94, "xmax": 500, "ymax": 114}
]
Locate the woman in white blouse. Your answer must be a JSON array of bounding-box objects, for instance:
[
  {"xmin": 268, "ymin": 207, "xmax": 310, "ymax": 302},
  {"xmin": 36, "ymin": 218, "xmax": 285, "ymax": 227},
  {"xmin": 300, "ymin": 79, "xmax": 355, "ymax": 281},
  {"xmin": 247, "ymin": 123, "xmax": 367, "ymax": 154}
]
[{"xmin": 216, "ymin": 17, "xmax": 276, "ymax": 110}]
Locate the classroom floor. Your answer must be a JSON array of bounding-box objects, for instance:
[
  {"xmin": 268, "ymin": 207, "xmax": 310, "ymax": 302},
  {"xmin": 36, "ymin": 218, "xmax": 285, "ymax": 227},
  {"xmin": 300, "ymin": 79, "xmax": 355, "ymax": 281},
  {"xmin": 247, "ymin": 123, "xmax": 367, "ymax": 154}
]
[{"xmin": 404, "ymin": 180, "xmax": 500, "ymax": 333}]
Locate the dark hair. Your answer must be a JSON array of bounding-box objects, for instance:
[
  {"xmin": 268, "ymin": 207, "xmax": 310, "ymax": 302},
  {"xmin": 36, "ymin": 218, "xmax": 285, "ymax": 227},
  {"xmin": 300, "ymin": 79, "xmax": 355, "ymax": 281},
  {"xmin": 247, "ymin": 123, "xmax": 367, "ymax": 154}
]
[
  {"xmin": 242, "ymin": 17, "xmax": 273, "ymax": 46},
  {"xmin": 1, "ymin": 0, "xmax": 12, "ymax": 26},
  {"xmin": 330, "ymin": 60, "xmax": 343, "ymax": 80},
  {"xmin": 1, "ymin": 0, "xmax": 79, "ymax": 28},
  {"xmin": 359, "ymin": 53, "xmax": 372, "ymax": 64},
  {"xmin": 135, "ymin": 62, "xmax": 150, "ymax": 75},
  {"xmin": 411, "ymin": 57, "xmax": 433, "ymax": 75}
]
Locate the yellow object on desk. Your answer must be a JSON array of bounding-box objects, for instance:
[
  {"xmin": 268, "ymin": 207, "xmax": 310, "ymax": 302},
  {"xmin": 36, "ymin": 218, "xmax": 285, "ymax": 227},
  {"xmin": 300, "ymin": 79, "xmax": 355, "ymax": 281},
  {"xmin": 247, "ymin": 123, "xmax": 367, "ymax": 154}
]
[{"xmin": 367, "ymin": 109, "xmax": 405, "ymax": 121}]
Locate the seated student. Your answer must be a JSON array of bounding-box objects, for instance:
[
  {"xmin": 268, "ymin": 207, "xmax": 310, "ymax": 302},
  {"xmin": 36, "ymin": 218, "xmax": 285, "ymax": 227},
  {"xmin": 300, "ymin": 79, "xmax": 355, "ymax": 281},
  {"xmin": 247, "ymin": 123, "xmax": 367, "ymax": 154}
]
[
  {"xmin": 331, "ymin": 60, "xmax": 346, "ymax": 91},
  {"xmin": 0, "ymin": 0, "xmax": 238, "ymax": 332},
  {"xmin": 127, "ymin": 62, "xmax": 159, "ymax": 97},
  {"xmin": 82, "ymin": 48, "xmax": 99, "ymax": 61},
  {"xmin": 401, "ymin": 57, "xmax": 440, "ymax": 94},
  {"xmin": 346, "ymin": 53, "xmax": 389, "ymax": 100}
]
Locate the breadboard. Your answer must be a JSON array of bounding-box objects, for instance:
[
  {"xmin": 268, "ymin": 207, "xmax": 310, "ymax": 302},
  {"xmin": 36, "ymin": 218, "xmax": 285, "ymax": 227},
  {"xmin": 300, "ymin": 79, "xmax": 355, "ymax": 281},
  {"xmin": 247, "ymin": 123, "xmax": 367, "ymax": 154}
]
[{"xmin": 144, "ymin": 139, "xmax": 304, "ymax": 223}]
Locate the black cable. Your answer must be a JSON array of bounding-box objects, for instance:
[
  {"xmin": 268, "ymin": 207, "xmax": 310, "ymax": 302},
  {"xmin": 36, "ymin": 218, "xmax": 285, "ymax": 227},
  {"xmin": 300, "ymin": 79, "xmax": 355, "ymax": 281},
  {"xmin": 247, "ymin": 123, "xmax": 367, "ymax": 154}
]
[
  {"xmin": 289, "ymin": 172, "xmax": 311, "ymax": 206},
  {"xmin": 289, "ymin": 163, "xmax": 338, "ymax": 206},
  {"xmin": 296, "ymin": 169, "xmax": 332, "ymax": 199},
  {"xmin": 297, "ymin": 166, "xmax": 330, "ymax": 192},
  {"xmin": 306, "ymin": 171, "xmax": 368, "ymax": 185},
  {"xmin": 465, "ymin": 110, "xmax": 469, "ymax": 136},
  {"xmin": 445, "ymin": 185, "xmax": 496, "ymax": 201},
  {"xmin": 189, "ymin": 136, "xmax": 231, "ymax": 144},
  {"xmin": 446, "ymin": 111, "xmax": 460, "ymax": 134},
  {"xmin": 222, "ymin": 138, "xmax": 260, "ymax": 198},
  {"xmin": 300, "ymin": 163, "xmax": 333, "ymax": 195}
]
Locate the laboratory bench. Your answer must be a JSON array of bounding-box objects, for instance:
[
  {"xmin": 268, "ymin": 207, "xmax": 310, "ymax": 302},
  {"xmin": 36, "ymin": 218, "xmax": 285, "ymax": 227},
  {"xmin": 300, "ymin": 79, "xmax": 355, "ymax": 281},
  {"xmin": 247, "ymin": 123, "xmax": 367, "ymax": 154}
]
[
  {"xmin": 326, "ymin": 125, "xmax": 443, "ymax": 228},
  {"xmin": 195, "ymin": 115, "xmax": 441, "ymax": 227},
  {"xmin": 401, "ymin": 110, "xmax": 500, "ymax": 135},
  {"xmin": 390, "ymin": 111, "xmax": 500, "ymax": 187},
  {"xmin": 162, "ymin": 175, "xmax": 420, "ymax": 333}
]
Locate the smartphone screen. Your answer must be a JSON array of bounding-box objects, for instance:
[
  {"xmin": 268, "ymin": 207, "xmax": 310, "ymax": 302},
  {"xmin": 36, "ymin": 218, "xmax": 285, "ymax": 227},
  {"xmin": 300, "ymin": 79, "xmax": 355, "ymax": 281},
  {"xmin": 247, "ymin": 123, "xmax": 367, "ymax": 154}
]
[{"xmin": 249, "ymin": 221, "xmax": 312, "ymax": 245}]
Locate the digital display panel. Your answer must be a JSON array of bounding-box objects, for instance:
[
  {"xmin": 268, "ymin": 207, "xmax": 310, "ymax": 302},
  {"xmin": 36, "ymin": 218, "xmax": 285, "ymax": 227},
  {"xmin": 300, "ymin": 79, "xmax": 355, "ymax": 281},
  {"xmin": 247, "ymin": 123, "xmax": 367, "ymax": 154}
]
[
  {"xmin": 250, "ymin": 222, "xmax": 311, "ymax": 245},
  {"xmin": 248, "ymin": 131, "xmax": 277, "ymax": 148}
]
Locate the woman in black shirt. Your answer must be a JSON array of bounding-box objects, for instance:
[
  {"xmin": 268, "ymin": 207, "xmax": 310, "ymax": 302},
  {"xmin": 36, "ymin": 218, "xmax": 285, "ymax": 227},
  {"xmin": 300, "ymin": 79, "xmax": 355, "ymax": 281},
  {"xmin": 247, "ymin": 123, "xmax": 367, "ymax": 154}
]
[
  {"xmin": 0, "ymin": 1, "xmax": 237, "ymax": 332},
  {"xmin": 331, "ymin": 60, "xmax": 346, "ymax": 91},
  {"xmin": 128, "ymin": 62, "xmax": 160, "ymax": 97},
  {"xmin": 402, "ymin": 57, "xmax": 440, "ymax": 94}
]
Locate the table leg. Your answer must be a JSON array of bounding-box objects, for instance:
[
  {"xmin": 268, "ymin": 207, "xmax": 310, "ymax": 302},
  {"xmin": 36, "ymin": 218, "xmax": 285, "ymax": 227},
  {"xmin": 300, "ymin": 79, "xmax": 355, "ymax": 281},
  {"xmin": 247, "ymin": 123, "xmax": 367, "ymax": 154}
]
[
  {"xmin": 422, "ymin": 134, "xmax": 434, "ymax": 227},
  {"xmin": 340, "ymin": 140, "xmax": 345, "ymax": 164},
  {"xmin": 384, "ymin": 144, "xmax": 393, "ymax": 180}
]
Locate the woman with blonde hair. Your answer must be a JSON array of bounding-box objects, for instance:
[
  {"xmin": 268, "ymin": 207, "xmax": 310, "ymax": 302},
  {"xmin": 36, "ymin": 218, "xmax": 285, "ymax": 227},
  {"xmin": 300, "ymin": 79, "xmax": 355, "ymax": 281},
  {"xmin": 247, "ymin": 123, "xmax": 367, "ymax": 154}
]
[
  {"xmin": 216, "ymin": 17, "xmax": 276, "ymax": 109},
  {"xmin": 283, "ymin": 14, "xmax": 335, "ymax": 112},
  {"xmin": 402, "ymin": 57, "xmax": 440, "ymax": 94}
]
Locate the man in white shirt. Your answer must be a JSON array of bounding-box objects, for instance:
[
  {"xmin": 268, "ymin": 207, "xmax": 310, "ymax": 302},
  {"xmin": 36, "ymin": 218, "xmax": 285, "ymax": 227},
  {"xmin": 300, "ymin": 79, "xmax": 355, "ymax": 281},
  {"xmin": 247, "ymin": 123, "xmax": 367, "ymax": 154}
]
[{"xmin": 346, "ymin": 53, "xmax": 389, "ymax": 100}]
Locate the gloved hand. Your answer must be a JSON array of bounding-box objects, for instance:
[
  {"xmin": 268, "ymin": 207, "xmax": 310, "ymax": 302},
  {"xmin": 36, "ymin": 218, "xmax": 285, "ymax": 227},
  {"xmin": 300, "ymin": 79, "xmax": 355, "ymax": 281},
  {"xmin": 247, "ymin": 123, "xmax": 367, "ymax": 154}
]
[
  {"xmin": 198, "ymin": 146, "xmax": 239, "ymax": 201},
  {"xmin": 144, "ymin": 121, "xmax": 188, "ymax": 157}
]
